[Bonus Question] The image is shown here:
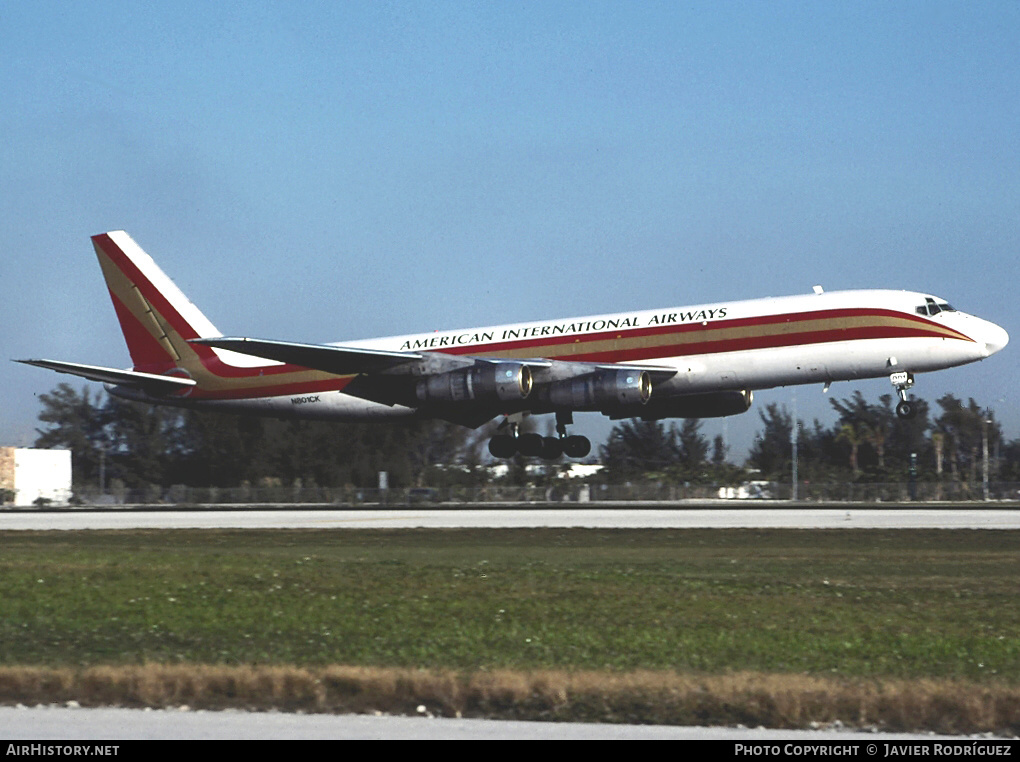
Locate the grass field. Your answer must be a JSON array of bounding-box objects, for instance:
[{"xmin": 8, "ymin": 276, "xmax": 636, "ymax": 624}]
[{"xmin": 1, "ymin": 527, "xmax": 1018, "ymax": 731}]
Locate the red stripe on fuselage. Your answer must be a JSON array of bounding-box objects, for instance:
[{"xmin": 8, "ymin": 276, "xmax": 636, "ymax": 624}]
[
  {"xmin": 535, "ymin": 322, "xmax": 952, "ymax": 365},
  {"xmin": 189, "ymin": 307, "xmax": 969, "ymax": 401},
  {"xmin": 420, "ymin": 307, "xmax": 971, "ymax": 360}
]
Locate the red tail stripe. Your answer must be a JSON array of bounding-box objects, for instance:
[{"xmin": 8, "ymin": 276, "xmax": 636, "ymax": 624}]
[
  {"xmin": 93, "ymin": 234, "xmax": 198, "ymax": 336},
  {"xmin": 106, "ymin": 292, "xmax": 178, "ymax": 372},
  {"xmin": 95, "ymin": 234, "xmax": 327, "ymax": 379}
]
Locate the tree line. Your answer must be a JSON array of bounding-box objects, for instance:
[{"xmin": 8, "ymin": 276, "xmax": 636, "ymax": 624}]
[
  {"xmin": 32, "ymin": 383, "xmax": 488, "ymax": 491},
  {"xmin": 30, "ymin": 382, "xmax": 1018, "ymax": 490},
  {"xmin": 745, "ymin": 391, "xmax": 1011, "ymax": 484},
  {"xmin": 598, "ymin": 391, "xmax": 1012, "ymax": 486}
]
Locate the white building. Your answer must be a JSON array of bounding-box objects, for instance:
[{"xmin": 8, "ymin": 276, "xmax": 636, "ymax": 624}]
[{"xmin": 0, "ymin": 447, "xmax": 73, "ymax": 506}]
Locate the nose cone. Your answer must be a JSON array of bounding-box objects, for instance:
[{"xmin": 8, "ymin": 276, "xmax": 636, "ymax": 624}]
[{"xmin": 981, "ymin": 320, "xmax": 1009, "ymax": 356}]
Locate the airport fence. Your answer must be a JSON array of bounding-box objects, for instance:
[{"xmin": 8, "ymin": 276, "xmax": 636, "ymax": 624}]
[{"xmin": 9, "ymin": 480, "xmax": 1020, "ymax": 507}]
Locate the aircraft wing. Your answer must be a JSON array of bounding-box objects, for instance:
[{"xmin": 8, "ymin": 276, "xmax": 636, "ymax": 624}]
[
  {"xmin": 190, "ymin": 337, "xmax": 679, "ymax": 382},
  {"xmin": 15, "ymin": 359, "xmax": 196, "ymax": 394},
  {"xmin": 189, "ymin": 337, "xmax": 429, "ymax": 375}
]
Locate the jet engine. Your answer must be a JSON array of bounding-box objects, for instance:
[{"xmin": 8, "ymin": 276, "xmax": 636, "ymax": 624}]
[
  {"xmin": 416, "ymin": 362, "xmax": 533, "ymax": 403},
  {"xmin": 548, "ymin": 368, "xmax": 652, "ymax": 411}
]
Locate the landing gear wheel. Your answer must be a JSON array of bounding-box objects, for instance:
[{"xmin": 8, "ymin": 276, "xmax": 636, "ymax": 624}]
[
  {"xmin": 890, "ymin": 371, "xmax": 916, "ymax": 419},
  {"xmin": 488, "ymin": 435, "xmax": 518, "ymax": 459},
  {"xmin": 551, "ymin": 410, "xmax": 590, "ymax": 459},
  {"xmin": 540, "ymin": 436, "xmax": 563, "ymax": 460},
  {"xmin": 516, "ymin": 433, "xmax": 545, "ymax": 457},
  {"xmin": 562, "ymin": 435, "xmax": 591, "ymax": 459}
]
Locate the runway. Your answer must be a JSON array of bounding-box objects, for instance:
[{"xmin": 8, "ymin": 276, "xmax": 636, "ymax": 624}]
[{"xmin": 3, "ymin": 504, "xmax": 1019, "ymax": 531}]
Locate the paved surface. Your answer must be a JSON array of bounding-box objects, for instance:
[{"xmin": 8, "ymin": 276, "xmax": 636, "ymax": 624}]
[
  {"xmin": 2, "ymin": 505, "xmax": 1019, "ymax": 530},
  {"xmin": 0, "ymin": 705, "xmax": 982, "ymax": 741}
]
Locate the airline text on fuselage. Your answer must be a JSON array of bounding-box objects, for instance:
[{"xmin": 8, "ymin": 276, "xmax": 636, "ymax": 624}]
[{"xmin": 396, "ymin": 308, "xmax": 729, "ymax": 351}]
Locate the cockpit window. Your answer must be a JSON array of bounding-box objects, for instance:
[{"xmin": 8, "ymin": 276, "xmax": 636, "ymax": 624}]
[{"xmin": 915, "ymin": 297, "xmax": 956, "ymax": 316}]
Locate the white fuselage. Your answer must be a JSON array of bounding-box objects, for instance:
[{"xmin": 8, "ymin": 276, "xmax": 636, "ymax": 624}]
[{"xmin": 174, "ymin": 288, "xmax": 1006, "ymax": 422}]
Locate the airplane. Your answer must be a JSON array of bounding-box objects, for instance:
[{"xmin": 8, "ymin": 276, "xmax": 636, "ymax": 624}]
[{"xmin": 18, "ymin": 231, "xmax": 1009, "ymax": 460}]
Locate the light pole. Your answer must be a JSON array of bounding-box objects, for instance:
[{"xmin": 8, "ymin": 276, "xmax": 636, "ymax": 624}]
[
  {"xmin": 791, "ymin": 394, "xmax": 798, "ymax": 502},
  {"xmin": 982, "ymin": 416, "xmax": 991, "ymax": 502}
]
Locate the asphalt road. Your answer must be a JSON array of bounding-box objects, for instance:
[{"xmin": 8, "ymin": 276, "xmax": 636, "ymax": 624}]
[
  {"xmin": 0, "ymin": 705, "xmax": 985, "ymax": 741},
  {"xmin": 3, "ymin": 503, "xmax": 1019, "ymax": 530}
]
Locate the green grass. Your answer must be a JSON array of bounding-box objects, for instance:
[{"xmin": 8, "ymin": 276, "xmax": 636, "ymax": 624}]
[{"xmin": 1, "ymin": 528, "xmax": 1017, "ymax": 683}]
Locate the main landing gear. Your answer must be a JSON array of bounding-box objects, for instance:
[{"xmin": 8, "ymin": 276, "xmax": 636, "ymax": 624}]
[
  {"xmin": 487, "ymin": 411, "xmax": 592, "ymax": 460},
  {"xmin": 891, "ymin": 371, "xmax": 918, "ymax": 419}
]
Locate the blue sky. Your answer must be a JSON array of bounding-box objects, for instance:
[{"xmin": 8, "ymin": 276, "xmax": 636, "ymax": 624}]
[{"xmin": 2, "ymin": 1, "xmax": 1018, "ymax": 460}]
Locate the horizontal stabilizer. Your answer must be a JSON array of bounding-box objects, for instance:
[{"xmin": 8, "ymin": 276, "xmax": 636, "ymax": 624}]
[
  {"xmin": 15, "ymin": 359, "xmax": 196, "ymax": 394},
  {"xmin": 189, "ymin": 337, "xmax": 423, "ymax": 375}
]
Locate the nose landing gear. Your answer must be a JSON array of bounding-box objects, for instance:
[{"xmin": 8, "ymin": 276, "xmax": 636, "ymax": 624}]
[{"xmin": 891, "ymin": 371, "xmax": 917, "ymax": 419}]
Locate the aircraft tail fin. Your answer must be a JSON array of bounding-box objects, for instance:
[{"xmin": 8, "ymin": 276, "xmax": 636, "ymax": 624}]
[
  {"xmin": 20, "ymin": 232, "xmax": 327, "ymax": 401},
  {"xmin": 90, "ymin": 231, "xmax": 222, "ymax": 375}
]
